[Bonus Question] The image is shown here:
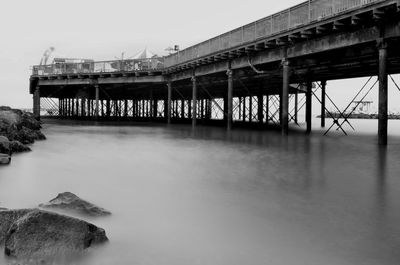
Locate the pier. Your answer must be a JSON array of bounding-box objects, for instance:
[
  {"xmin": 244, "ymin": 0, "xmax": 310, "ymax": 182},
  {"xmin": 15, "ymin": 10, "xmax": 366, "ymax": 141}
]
[{"xmin": 29, "ymin": 0, "xmax": 400, "ymax": 145}]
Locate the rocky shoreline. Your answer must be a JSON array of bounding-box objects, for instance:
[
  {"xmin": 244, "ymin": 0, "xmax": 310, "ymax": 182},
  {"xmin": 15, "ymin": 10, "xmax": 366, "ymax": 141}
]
[{"xmin": 0, "ymin": 106, "xmax": 45, "ymax": 163}]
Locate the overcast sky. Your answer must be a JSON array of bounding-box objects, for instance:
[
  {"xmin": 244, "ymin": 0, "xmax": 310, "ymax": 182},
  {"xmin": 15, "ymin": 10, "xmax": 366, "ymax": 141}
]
[{"xmin": 0, "ymin": 0, "xmax": 399, "ymax": 113}]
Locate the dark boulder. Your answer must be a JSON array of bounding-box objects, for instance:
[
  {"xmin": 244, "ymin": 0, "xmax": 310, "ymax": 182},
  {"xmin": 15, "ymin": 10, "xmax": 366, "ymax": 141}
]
[
  {"xmin": 40, "ymin": 192, "xmax": 111, "ymax": 217},
  {"xmin": 0, "ymin": 209, "xmax": 108, "ymax": 259}
]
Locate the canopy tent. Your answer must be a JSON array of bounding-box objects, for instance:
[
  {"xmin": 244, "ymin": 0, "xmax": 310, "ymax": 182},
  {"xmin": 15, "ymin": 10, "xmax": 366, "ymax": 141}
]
[{"xmin": 131, "ymin": 48, "xmax": 157, "ymax": 59}]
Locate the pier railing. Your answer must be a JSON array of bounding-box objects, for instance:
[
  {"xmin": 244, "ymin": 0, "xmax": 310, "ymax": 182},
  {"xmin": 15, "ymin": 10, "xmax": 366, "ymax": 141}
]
[
  {"xmin": 32, "ymin": 57, "xmax": 165, "ymax": 76},
  {"xmin": 164, "ymin": 0, "xmax": 382, "ymax": 67}
]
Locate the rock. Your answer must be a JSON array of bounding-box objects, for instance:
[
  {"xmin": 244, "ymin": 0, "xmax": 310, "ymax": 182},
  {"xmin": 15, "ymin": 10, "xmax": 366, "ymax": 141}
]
[
  {"xmin": 9, "ymin": 141, "xmax": 31, "ymax": 153},
  {"xmin": 20, "ymin": 112, "xmax": 41, "ymax": 131},
  {"xmin": 0, "ymin": 110, "xmax": 21, "ymax": 127},
  {"xmin": 6, "ymin": 126, "xmax": 45, "ymax": 145},
  {"xmin": 0, "ymin": 136, "xmax": 30, "ymax": 154},
  {"xmin": 0, "ymin": 209, "xmax": 108, "ymax": 259},
  {"xmin": 40, "ymin": 192, "xmax": 111, "ymax": 217},
  {"xmin": 0, "ymin": 136, "xmax": 11, "ymax": 154},
  {"xmin": 0, "ymin": 153, "xmax": 11, "ymax": 165}
]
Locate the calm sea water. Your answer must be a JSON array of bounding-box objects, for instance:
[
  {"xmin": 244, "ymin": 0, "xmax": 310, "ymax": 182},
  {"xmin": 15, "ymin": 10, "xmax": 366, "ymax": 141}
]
[{"xmin": 1, "ymin": 119, "xmax": 400, "ymax": 265}]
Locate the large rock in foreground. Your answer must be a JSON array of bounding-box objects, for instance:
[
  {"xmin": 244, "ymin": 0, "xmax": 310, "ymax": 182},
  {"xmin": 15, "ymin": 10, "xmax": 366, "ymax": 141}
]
[
  {"xmin": 0, "ymin": 209, "xmax": 108, "ymax": 259},
  {"xmin": 39, "ymin": 192, "xmax": 111, "ymax": 217}
]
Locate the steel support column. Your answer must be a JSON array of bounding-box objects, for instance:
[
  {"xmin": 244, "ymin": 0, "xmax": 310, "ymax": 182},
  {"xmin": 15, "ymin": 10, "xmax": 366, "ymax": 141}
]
[
  {"xmin": 306, "ymin": 79, "xmax": 312, "ymax": 134},
  {"xmin": 257, "ymin": 93, "xmax": 263, "ymax": 125},
  {"xmin": 282, "ymin": 59, "xmax": 290, "ymax": 135},
  {"xmin": 227, "ymin": 69, "xmax": 233, "ymax": 130},
  {"xmin": 167, "ymin": 82, "xmax": 172, "ymax": 123},
  {"xmin": 378, "ymin": 40, "xmax": 388, "ymax": 145},
  {"xmin": 192, "ymin": 76, "xmax": 197, "ymax": 127},
  {"xmin": 95, "ymin": 85, "xmax": 99, "ymax": 119},
  {"xmin": 33, "ymin": 86, "xmax": 40, "ymax": 120},
  {"xmin": 321, "ymin": 80, "xmax": 326, "ymax": 128}
]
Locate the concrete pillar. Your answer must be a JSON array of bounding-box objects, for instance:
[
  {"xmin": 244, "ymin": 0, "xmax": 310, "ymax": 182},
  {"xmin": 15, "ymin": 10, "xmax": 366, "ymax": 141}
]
[
  {"xmin": 321, "ymin": 80, "xmax": 326, "ymax": 128},
  {"xmin": 227, "ymin": 69, "xmax": 233, "ymax": 130},
  {"xmin": 192, "ymin": 76, "xmax": 197, "ymax": 127},
  {"xmin": 378, "ymin": 40, "xmax": 388, "ymax": 145},
  {"xmin": 282, "ymin": 59, "xmax": 290, "ymax": 135},
  {"xmin": 95, "ymin": 85, "xmax": 99, "ymax": 119},
  {"xmin": 33, "ymin": 87, "xmax": 40, "ymax": 120},
  {"xmin": 306, "ymin": 80, "xmax": 312, "ymax": 134}
]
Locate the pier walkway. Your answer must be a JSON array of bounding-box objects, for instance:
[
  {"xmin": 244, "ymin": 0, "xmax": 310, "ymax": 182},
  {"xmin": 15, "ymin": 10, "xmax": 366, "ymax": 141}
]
[{"xmin": 29, "ymin": 0, "xmax": 400, "ymax": 144}]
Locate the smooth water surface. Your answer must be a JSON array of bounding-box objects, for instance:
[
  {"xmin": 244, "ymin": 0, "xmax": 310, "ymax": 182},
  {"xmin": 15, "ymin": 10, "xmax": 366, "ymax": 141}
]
[{"xmin": 1, "ymin": 119, "xmax": 400, "ymax": 265}]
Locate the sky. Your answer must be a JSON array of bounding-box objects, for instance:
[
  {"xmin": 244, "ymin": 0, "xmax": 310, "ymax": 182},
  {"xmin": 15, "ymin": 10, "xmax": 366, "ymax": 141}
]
[{"xmin": 0, "ymin": 0, "xmax": 399, "ymax": 113}]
